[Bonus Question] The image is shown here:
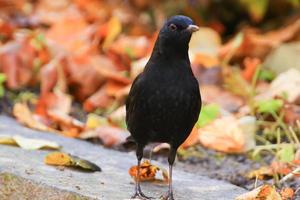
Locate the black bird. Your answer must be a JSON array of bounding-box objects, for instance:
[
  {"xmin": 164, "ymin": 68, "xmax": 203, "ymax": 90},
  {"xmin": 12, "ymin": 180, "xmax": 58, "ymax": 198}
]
[{"xmin": 126, "ymin": 15, "xmax": 201, "ymax": 200}]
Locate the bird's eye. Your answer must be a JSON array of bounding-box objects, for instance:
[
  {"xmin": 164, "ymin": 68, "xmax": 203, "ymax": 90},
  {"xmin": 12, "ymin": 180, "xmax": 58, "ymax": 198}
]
[{"xmin": 169, "ymin": 24, "xmax": 177, "ymax": 31}]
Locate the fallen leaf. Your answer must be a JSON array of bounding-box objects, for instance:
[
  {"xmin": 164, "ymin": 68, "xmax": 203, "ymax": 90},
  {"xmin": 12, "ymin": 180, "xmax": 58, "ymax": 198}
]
[
  {"xmin": 102, "ymin": 16, "xmax": 122, "ymax": 51},
  {"xmin": 242, "ymin": 57, "xmax": 261, "ymax": 81},
  {"xmin": 241, "ymin": 0, "xmax": 269, "ymax": 22},
  {"xmin": 263, "ymin": 42, "xmax": 300, "ymax": 75},
  {"xmin": 256, "ymin": 69, "xmax": 300, "ymax": 103},
  {"xmin": 199, "ymin": 115, "xmax": 256, "ymax": 153},
  {"xmin": 271, "ymin": 161, "xmax": 292, "ymax": 175},
  {"xmin": 200, "ymin": 85, "xmax": 244, "ymax": 112},
  {"xmin": 196, "ymin": 104, "xmax": 220, "ymax": 128},
  {"xmin": 283, "ymin": 104, "xmax": 300, "ymax": 125},
  {"xmin": 277, "ymin": 144, "xmax": 295, "ymax": 163},
  {"xmin": 0, "ymin": 73, "xmax": 6, "ymax": 97},
  {"xmin": 256, "ymin": 99, "xmax": 284, "ymax": 114},
  {"xmin": 107, "ymin": 105, "xmax": 126, "ymax": 128},
  {"xmin": 83, "ymin": 86, "xmax": 114, "ymax": 112},
  {"xmin": 180, "ymin": 127, "xmax": 199, "ymax": 149},
  {"xmin": 128, "ymin": 160, "xmax": 168, "ymax": 183},
  {"xmin": 246, "ymin": 166, "xmax": 273, "ymax": 180},
  {"xmin": 13, "ymin": 102, "xmax": 51, "ymax": 132},
  {"xmin": 46, "ymin": 16, "xmax": 95, "ymax": 53},
  {"xmin": 235, "ymin": 184, "xmax": 281, "ymax": 200},
  {"xmin": 0, "ymin": 135, "xmax": 60, "ymax": 150},
  {"xmin": 109, "ymin": 35, "xmax": 150, "ymax": 59},
  {"xmin": 86, "ymin": 113, "xmax": 108, "ymax": 129},
  {"xmin": 80, "ymin": 126, "xmax": 130, "ymax": 147},
  {"xmin": 44, "ymin": 152, "xmax": 101, "ymax": 171},
  {"xmin": 189, "ymin": 27, "xmax": 221, "ymax": 58},
  {"xmin": 280, "ymin": 188, "xmax": 294, "ymax": 200},
  {"xmin": 219, "ymin": 18, "xmax": 300, "ymax": 60}
]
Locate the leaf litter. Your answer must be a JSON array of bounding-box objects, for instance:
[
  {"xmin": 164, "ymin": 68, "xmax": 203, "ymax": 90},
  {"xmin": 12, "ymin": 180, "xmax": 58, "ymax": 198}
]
[{"xmin": 1, "ymin": 0, "xmax": 300, "ymax": 198}]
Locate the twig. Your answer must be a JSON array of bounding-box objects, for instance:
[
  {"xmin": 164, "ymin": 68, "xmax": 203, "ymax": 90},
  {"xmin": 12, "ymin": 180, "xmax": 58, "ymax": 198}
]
[{"xmin": 279, "ymin": 166, "xmax": 300, "ymax": 184}]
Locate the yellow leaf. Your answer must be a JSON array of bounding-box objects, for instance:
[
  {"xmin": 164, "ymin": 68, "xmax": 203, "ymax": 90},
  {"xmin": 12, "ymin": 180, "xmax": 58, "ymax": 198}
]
[
  {"xmin": 0, "ymin": 135, "xmax": 60, "ymax": 150},
  {"xmin": 13, "ymin": 103, "xmax": 50, "ymax": 132},
  {"xmin": 44, "ymin": 152, "xmax": 101, "ymax": 171},
  {"xmin": 102, "ymin": 16, "xmax": 122, "ymax": 51},
  {"xmin": 0, "ymin": 135, "xmax": 17, "ymax": 146},
  {"xmin": 86, "ymin": 113, "xmax": 107, "ymax": 129},
  {"xmin": 13, "ymin": 135, "xmax": 60, "ymax": 150},
  {"xmin": 44, "ymin": 152, "xmax": 73, "ymax": 166}
]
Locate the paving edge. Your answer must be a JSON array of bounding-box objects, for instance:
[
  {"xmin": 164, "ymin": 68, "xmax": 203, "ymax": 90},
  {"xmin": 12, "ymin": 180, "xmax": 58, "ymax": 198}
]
[{"xmin": 0, "ymin": 172, "xmax": 93, "ymax": 200}]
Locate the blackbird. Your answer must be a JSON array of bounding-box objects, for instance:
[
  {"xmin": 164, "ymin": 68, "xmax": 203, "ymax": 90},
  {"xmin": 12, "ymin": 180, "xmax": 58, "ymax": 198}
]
[{"xmin": 126, "ymin": 15, "xmax": 201, "ymax": 200}]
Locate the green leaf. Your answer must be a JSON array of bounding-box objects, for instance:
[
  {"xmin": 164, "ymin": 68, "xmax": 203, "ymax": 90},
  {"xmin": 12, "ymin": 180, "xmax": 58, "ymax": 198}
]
[
  {"xmin": 0, "ymin": 73, "xmax": 6, "ymax": 98},
  {"xmin": 256, "ymin": 99, "xmax": 283, "ymax": 114},
  {"xmin": 196, "ymin": 104, "xmax": 220, "ymax": 128},
  {"xmin": 241, "ymin": 0, "xmax": 269, "ymax": 22},
  {"xmin": 277, "ymin": 144, "xmax": 294, "ymax": 163},
  {"xmin": 0, "ymin": 73, "xmax": 6, "ymax": 83},
  {"xmin": 258, "ymin": 69, "xmax": 275, "ymax": 81}
]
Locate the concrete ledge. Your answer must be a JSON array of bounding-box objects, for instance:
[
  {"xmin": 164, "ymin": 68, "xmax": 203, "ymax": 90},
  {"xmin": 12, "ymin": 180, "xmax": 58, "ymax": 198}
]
[{"xmin": 0, "ymin": 116, "xmax": 245, "ymax": 200}]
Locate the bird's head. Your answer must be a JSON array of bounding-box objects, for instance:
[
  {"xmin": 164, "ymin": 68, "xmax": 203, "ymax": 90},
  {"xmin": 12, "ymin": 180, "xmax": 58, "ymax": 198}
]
[{"xmin": 155, "ymin": 15, "xmax": 199, "ymax": 57}]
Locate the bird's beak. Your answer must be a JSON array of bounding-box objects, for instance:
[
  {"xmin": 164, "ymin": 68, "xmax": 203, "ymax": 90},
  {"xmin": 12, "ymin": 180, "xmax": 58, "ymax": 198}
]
[{"xmin": 186, "ymin": 25, "xmax": 200, "ymax": 33}]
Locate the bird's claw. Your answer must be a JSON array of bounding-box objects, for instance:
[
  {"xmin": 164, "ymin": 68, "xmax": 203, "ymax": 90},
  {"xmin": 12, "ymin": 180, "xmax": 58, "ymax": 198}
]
[
  {"xmin": 160, "ymin": 193, "xmax": 175, "ymax": 200},
  {"xmin": 131, "ymin": 191, "xmax": 152, "ymax": 200}
]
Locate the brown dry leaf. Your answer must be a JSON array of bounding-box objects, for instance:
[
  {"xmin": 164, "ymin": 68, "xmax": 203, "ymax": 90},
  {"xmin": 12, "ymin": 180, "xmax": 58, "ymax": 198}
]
[
  {"xmin": 47, "ymin": 110, "xmax": 85, "ymax": 138},
  {"xmin": 46, "ymin": 15, "xmax": 95, "ymax": 53},
  {"xmin": 90, "ymin": 55, "xmax": 131, "ymax": 85},
  {"xmin": 65, "ymin": 54, "xmax": 106, "ymax": 101},
  {"xmin": 109, "ymin": 35, "xmax": 150, "ymax": 59},
  {"xmin": 180, "ymin": 126, "xmax": 199, "ymax": 149},
  {"xmin": 283, "ymin": 104, "xmax": 300, "ymax": 125},
  {"xmin": 128, "ymin": 160, "xmax": 168, "ymax": 183},
  {"xmin": 74, "ymin": 0, "xmax": 110, "ymax": 22},
  {"xmin": 80, "ymin": 126, "xmax": 129, "ymax": 147},
  {"xmin": 219, "ymin": 18, "xmax": 300, "ymax": 60},
  {"xmin": 13, "ymin": 102, "xmax": 51, "ymax": 132},
  {"xmin": 246, "ymin": 166, "xmax": 273, "ymax": 180},
  {"xmin": 44, "ymin": 152, "xmax": 101, "ymax": 171},
  {"xmin": 193, "ymin": 54, "xmax": 219, "ymax": 68},
  {"xmin": 199, "ymin": 115, "xmax": 254, "ymax": 153},
  {"xmin": 36, "ymin": 89, "xmax": 72, "ymax": 117},
  {"xmin": 200, "ymin": 85, "xmax": 244, "ymax": 112},
  {"xmin": 83, "ymin": 86, "xmax": 113, "ymax": 112},
  {"xmin": 0, "ymin": 34, "xmax": 50, "ymax": 89},
  {"xmin": 235, "ymin": 185, "xmax": 282, "ymax": 200},
  {"xmin": 280, "ymin": 188, "xmax": 294, "ymax": 200},
  {"xmin": 270, "ymin": 161, "xmax": 292, "ymax": 176}
]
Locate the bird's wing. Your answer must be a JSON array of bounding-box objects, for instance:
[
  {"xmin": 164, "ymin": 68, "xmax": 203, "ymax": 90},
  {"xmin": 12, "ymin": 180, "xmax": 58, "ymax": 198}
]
[{"xmin": 125, "ymin": 73, "xmax": 144, "ymax": 125}]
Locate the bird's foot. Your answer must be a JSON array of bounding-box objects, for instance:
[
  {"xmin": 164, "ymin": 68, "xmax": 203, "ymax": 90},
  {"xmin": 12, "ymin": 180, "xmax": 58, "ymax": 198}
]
[
  {"xmin": 160, "ymin": 192, "xmax": 175, "ymax": 200},
  {"xmin": 131, "ymin": 191, "xmax": 152, "ymax": 200}
]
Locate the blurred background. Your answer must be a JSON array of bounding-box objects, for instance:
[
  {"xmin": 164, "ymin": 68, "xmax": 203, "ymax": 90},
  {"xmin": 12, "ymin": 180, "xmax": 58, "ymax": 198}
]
[{"xmin": 1, "ymin": 0, "xmax": 300, "ymax": 198}]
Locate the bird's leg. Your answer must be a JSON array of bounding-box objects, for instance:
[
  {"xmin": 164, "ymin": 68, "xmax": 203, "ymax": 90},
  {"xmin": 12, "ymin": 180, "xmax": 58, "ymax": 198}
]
[
  {"xmin": 161, "ymin": 148, "xmax": 177, "ymax": 200},
  {"xmin": 131, "ymin": 145, "xmax": 151, "ymax": 200}
]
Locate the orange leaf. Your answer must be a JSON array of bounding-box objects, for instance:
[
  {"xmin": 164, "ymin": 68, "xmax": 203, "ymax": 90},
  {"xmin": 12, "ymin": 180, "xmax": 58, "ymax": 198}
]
[
  {"xmin": 44, "ymin": 152, "xmax": 72, "ymax": 166},
  {"xmin": 128, "ymin": 160, "xmax": 166, "ymax": 182},
  {"xmin": 13, "ymin": 103, "xmax": 51, "ymax": 132},
  {"xmin": 198, "ymin": 116, "xmax": 246, "ymax": 153},
  {"xmin": 180, "ymin": 126, "xmax": 199, "ymax": 149},
  {"xmin": 242, "ymin": 57, "xmax": 261, "ymax": 81},
  {"xmin": 280, "ymin": 188, "xmax": 294, "ymax": 200}
]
